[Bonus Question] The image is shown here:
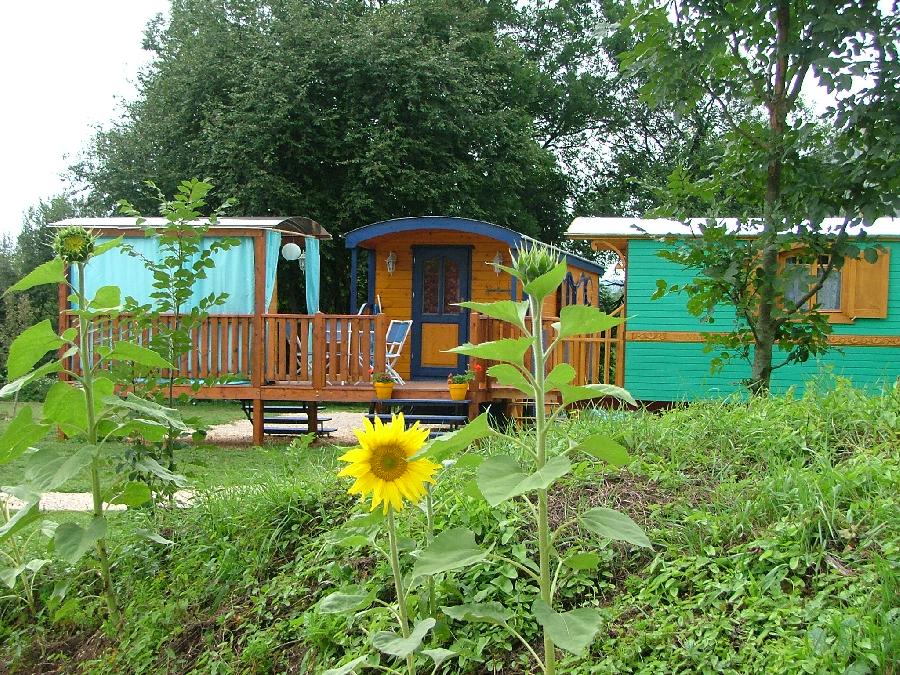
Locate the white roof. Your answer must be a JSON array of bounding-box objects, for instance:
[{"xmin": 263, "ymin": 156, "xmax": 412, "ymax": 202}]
[
  {"xmin": 567, "ymin": 216, "xmax": 900, "ymax": 239},
  {"xmin": 51, "ymin": 217, "xmax": 303, "ymax": 235}
]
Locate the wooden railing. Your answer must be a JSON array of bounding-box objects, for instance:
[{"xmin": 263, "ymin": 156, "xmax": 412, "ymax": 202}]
[
  {"xmin": 263, "ymin": 314, "xmax": 387, "ymax": 387},
  {"xmin": 62, "ymin": 312, "xmax": 388, "ymax": 390},
  {"xmin": 62, "ymin": 307, "xmax": 622, "ymax": 395},
  {"xmin": 61, "ymin": 313, "xmax": 256, "ymax": 381},
  {"xmin": 470, "ymin": 305, "xmax": 625, "ymax": 394}
]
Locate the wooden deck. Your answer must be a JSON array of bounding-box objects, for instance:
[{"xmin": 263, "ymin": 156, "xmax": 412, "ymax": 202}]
[{"xmin": 60, "ymin": 308, "xmax": 624, "ymax": 444}]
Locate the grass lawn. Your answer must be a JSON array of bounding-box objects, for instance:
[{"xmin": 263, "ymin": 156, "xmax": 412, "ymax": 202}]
[
  {"xmin": 2, "ymin": 383, "xmax": 896, "ymax": 673},
  {"xmin": 0, "ymin": 399, "xmax": 343, "ymax": 492}
]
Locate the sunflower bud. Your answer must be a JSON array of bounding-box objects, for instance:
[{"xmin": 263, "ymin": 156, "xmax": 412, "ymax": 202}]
[
  {"xmin": 511, "ymin": 242, "xmax": 560, "ymax": 285},
  {"xmin": 52, "ymin": 226, "xmax": 96, "ymax": 264}
]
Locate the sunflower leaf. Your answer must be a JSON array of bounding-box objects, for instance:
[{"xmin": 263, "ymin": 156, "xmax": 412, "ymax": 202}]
[
  {"xmin": 412, "ymin": 528, "xmax": 487, "ymax": 578},
  {"xmin": 414, "ymin": 412, "xmax": 494, "ymax": 461},
  {"xmin": 371, "ymin": 618, "xmax": 435, "ymax": 658}
]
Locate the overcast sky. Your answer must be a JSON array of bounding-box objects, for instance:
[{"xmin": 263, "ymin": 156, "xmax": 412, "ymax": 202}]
[
  {"xmin": 0, "ymin": 2, "xmax": 889, "ymax": 239},
  {"xmin": 0, "ymin": 1, "xmax": 168, "ymax": 236}
]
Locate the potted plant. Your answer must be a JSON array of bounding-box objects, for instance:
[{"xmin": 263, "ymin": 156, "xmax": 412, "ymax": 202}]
[
  {"xmin": 372, "ymin": 371, "xmax": 395, "ymax": 399},
  {"xmin": 447, "ymin": 369, "xmax": 475, "ymax": 400}
]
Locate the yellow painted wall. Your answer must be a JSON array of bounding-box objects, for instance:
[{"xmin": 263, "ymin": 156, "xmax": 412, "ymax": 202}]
[
  {"xmin": 369, "ymin": 231, "xmax": 513, "ymax": 378},
  {"xmin": 367, "ymin": 231, "xmax": 599, "ymax": 378}
]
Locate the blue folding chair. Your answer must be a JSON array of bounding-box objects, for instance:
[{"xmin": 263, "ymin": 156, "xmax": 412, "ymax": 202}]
[{"xmin": 384, "ymin": 320, "xmax": 412, "ymax": 385}]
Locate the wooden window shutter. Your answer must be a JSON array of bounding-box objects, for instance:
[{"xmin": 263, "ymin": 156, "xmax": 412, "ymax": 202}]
[{"xmin": 849, "ymin": 249, "xmax": 890, "ymax": 318}]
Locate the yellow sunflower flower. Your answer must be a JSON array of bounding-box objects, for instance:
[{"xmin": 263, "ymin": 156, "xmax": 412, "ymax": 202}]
[{"xmin": 338, "ymin": 413, "xmax": 440, "ymax": 514}]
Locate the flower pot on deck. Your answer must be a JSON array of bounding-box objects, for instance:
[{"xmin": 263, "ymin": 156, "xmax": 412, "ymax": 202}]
[
  {"xmin": 448, "ymin": 383, "xmax": 469, "ymax": 401},
  {"xmin": 374, "ymin": 382, "xmax": 395, "ymax": 399}
]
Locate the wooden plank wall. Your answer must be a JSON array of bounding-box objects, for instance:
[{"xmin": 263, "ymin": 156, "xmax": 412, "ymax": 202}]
[
  {"xmin": 372, "ymin": 231, "xmax": 514, "ymax": 379},
  {"xmin": 371, "ymin": 232, "xmax": 602, "ymax": 379}
]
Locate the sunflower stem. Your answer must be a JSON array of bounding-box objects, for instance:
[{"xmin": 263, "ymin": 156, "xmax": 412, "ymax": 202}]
[
  {"xmin": 387, "ymin": 507, "xmax": 415, "ymax": 675},
  {"xmin": 424, "ymin": 487, "xmax": 436, "ymax": 618},
  {"xmin": 530, "ymin": 294, "xmax": 556, "ymax": 675},
  {"xmin": 77, "ymin": 262, "xmax": 121, "ymax": 628}
]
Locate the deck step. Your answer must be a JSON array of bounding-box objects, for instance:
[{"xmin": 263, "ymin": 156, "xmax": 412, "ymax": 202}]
[
  {"xmin": 264, "ymin": 416, "xmax": 333, "ymax": 424},
  {"xmin": 264, "ymin": 427, "xmax": 337, "ymax": 435},
  {"xmin": 366, "ymin": 414, "xmax": 467, "ymax": 425}
]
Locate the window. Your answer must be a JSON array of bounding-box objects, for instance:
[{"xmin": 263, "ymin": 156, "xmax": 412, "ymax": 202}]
[
  {"xmin": 816, "ymin": 256, "xmax": 842, "ymax": 311},
  {"xmin": 779, "ymin": 249, "xmax": 890, "ymax": 323},
  {"xmin": 784, "ymin": 255, "xmax": 842, "ymax": 312}
]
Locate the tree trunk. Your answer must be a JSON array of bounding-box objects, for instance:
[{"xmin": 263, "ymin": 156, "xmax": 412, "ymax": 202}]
[{"xmin": 750, "ymin": 0, "xmax": 790, "ymax": 394}]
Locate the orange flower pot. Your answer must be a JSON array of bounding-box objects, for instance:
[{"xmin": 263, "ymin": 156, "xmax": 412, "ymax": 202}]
[
  {"xmin": 448, "ymin": 383, "xmax": 469, "ymax": 400},
  {"xmin": 374, "ymin": 382, "xmax": 394, "ymax": 399}
]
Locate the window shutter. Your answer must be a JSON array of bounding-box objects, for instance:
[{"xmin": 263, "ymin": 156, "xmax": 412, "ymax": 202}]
[{"xmin": 849, "ymin": 249, "xmax": 890, "ymax": 318}]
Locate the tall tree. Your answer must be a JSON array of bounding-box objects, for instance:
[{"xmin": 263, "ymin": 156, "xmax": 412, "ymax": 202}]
[
  {"xmin": 73, "ymin": 0, "xmax": 582, "ymax": 311},
  {"xmin": 623, "ymin": 0, "xmax": 899, "ymax": 393},
  {"xmin": 0, "ymin": 196, "xmax": 83, "ymax": 373}
]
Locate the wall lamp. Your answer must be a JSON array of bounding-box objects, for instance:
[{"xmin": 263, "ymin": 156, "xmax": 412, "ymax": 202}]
[
  {"xmin": 386, "ymin": 251, "xmax": 397, "ymax": 275},
  {"xmin": 491, "ymin": 250, "xmax": 504, "ymax": 276},
  {"xmin": 281, "ymin": 242, "xmax": 306, "ymax": 272}
]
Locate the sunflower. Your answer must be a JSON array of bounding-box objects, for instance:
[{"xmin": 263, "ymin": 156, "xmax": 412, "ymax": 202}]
[
  {"xmin": 52, "ymin": 225, "xmax": 96, "ymax": 264},
  {"xmin": 338, "ymin": 413, "xmax": 440, "ymax": 514}
]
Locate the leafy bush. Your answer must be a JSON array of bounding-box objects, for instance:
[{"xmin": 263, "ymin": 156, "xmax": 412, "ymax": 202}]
[{"xmin": 1, "ymin": 382, "xmax": 897, "ymax": 673}]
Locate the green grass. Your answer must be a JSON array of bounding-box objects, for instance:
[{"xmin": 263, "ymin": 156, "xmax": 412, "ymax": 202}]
[
  {"xmin": 0, "ymin": 399, "xmax": 308, "ymax": 492},
  {"xmin": 1, "ymin": 381, "xmax": 897, "ymax": 673}
]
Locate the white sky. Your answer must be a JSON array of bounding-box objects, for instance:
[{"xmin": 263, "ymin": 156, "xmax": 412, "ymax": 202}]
[
  {"xmin": 0, "ymin": 1, "xmax": 168, "ymax": 236},
  {"xmin": 0, "ymin": 2, "xmax": 888, "ymax": 239}
]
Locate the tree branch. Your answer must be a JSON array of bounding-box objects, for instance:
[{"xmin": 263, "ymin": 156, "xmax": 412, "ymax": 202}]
[
  {"xmin": 705, "ymin": 85, "xmax": 769, "ymax": 150},
  {"xmin": 775, "ymin": 217, "xmax": 851, "ymax": 327}
]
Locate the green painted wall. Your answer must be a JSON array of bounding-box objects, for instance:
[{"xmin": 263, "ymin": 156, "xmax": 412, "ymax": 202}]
[{"xmin": 624, "ymin": 240, "xmax": 900, "ymax": 400}]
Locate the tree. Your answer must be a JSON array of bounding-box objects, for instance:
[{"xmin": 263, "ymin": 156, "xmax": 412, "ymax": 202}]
[
  {"xmin": 0, "ymin": 195, "xmax": 83, "ymax": 374},
  {"xmin": 72, "ymin": 0, "xmax": 579, "ymax": 311},
  {"xmin": 117, "ymin": 179, "xmax": 237, "ymax": 501},
  {"xmin": 623, "ymin": 0, "xmax": 899, "ymax": 393}
]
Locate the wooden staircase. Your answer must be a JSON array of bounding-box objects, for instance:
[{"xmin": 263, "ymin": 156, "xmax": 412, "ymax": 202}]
[
  {"xmin": 366, "ymin": 398, "xmax": 469, "ymax": 438},
  {"xmin": 241, "ymin": 401, "xmax": 337, "ymax": 436}
]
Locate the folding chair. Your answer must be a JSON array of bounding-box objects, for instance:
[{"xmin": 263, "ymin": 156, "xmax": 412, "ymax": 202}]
[{"xmin": 384, "ymin": 320, "xmax": 412, "ymax": 385}]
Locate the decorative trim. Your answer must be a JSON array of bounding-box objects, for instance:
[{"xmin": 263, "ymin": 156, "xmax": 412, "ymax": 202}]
[
  {"xmin": 344, "ymin": 216, "xmax": 607, "ymax": 275},
  {"xmin": 828, "ymin": 334, "xmax": 900, "ymax": 347},
  {"xmin": 626, "ymin": 330, "xmax": 900, "ymax": 347}
]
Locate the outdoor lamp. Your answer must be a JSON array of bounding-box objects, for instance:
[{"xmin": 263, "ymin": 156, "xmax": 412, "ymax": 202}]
[
  {"xmin": 386, "ymin": 251, "xmax": 397, "ymax": 275},
  {"xmin": 281, "ymin": 242, "xmax": 306, "ymax": 271},
  {"xmin": 491, "ymin": 250, "xmax": 504, "ymax": 276}
]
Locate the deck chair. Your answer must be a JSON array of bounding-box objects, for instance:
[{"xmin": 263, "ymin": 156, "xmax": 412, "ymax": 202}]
[{"xmin": 384, "ymin": 320, "xmax": 412, "ymax": 385}]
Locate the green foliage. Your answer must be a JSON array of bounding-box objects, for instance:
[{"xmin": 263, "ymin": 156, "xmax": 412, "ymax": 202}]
[
  {"xmin": 0, "ymin": 228, "xmax": 190, "ymax": 628},
  {"xmin": 0, "ymin": 196, "xmax": 83, "ymax": 376},
  {"xmin": 622, "ymin": 0, "xmax": 899, "ymax": 392},
  {"xmin": 1, "ymin": 383, "xmax": 896, "ymax": 673}
]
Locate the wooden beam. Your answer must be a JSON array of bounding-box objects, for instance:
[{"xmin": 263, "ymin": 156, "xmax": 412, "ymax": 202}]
[
  {"xmin": 626, "ymin": 330, "xmax": 900, "ymax": 347},
  {"xmin": 252, "ymin": 233, "xmax": 266, "ymax": 390},
  {"xmin": 252, "ymin": 398, "xmax": 264, "ymax": 446},
  {"xmin": 349, "ymin": 247, "xmax": 358, "ymax": 313}
]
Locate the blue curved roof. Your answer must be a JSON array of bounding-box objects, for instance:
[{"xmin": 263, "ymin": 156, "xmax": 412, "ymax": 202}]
[{"xmin": 345, "ymin": 216, "xmax": 605, "ymax": 275}]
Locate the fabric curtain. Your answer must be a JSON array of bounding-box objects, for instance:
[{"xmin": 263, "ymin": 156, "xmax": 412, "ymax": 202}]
[
  {"xmin": 305, "ymin": 237, "xmax": 320, "ymax": 314},
  {"xmin": 73, "ymin": 236, "xmax": 258, "ymax": 314},
  {"xmin": 265, "ymin": 231, "xmax": 281, "ymax": 311}
]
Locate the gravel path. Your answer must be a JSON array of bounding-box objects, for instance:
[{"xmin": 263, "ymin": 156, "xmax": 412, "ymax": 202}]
[
  {"xmin": 0, "ymin": 413, "xmax": 365, "ymax": 513},
  {"xmin": 1, "ymin": 490, "xmax": 196, "ymax": 512},
  {"xmin": 203, "ymin": 410, "xmax": 366, "ymax": 445}
]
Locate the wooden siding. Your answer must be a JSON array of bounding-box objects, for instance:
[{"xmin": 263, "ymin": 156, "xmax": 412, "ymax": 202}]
[
  {"xmin": 371, "ymin": 233, "xmax": 603, "ymax": 378},
  {"xmin": 624, "ymin": 239, "xmax": 900, "ymax": 400},
  {"xmin": 371, "ymin": 231, "xmax": 513, "ymax": 378}
]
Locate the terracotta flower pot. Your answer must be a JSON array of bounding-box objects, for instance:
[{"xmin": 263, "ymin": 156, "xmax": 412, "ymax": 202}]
[
  {"xmin": 448, "ymin": 382, "xmax": 469, "ymax": 400},
  {"xmin": 374, "ymin": 382, "xmax": 394, "ymax": 399}
]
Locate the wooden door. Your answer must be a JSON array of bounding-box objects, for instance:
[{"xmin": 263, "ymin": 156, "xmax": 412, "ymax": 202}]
[{"xmin": 411, "ymin": 246, "xmax": 471, "ymax": 378}]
